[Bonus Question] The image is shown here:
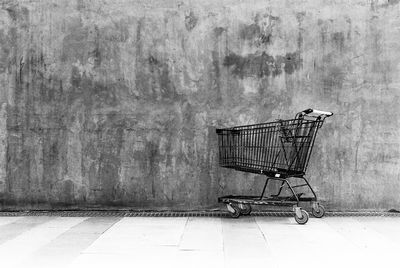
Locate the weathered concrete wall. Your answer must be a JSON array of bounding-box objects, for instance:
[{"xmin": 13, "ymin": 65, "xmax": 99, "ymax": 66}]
[{"xmin": 0, "ymin": 0, "xmax": 399, "ymax": 210}]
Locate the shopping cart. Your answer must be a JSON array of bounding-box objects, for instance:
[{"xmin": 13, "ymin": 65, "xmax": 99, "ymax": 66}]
[{"xmin": 216, "ymin": 109, "xmax": 333, "ymax": 224}]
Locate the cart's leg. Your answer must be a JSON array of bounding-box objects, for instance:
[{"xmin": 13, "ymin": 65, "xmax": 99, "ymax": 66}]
[
  {"xmin": 294, "ymin": 206, "xmax": 303, "ymax": 218},
  {"xmin": 284, "ymin": 179, "xmax": 300, "ymax": 203},
  {"xmin": 288, "ymin": 180, "xmax": 310, "ymax": 224},
  {"xmin": 300, "ymin": 177, "xmax": 317, "ymax": 200},
  {"xmin": 272, "ymin": 180, "xmax": 286, "ymax": 197},
  {"xmin": 259, "ymin": 177, "xmax": 270, "ymax": 200},
  {"xmin": 301, "ymin": 177, "xmax": 326, "ymax": 218}
]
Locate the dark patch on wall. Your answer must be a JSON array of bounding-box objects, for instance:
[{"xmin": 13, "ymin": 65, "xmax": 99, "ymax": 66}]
[
  {"xmin": 239, "ymin": 23, "xmax": 273, "ymax": 45},
  {"xmin": 134, "ymin": 19, "xmax": 180, "ymax": 102},
  {"xmin": 296, "ymin": 11, "xmax": 306, "ymax": 23},
  {"xmin": 160, "ymin": 64, "xmax": 178, "ymax": 99},
  {"xmin": 146, "ymin": 55, "xmax": 181, "ymax": 101},
  {"xmin": 61, "ymin": 27, "xmax": 88, "ymax": 62},
  {"xmin": 376, "ymin": 0, "xmax": 400, "ymax": 8},
  {"xmin": 4, "ymin": 5, "xmax": 30, "ymax": 31},
  {"xmin": 76, "ymin": 0, "xmax": 85, "ymax": 11},
  {"xmin": 185, "ymin": 10, "xmax": 198, "ymax": 31},
  {"xmin": 97, "ymin": 127, "xmax": 124, "ymax": 203},
  {"xmin": 223, "ymin": 53, "xmax": 244, "ymax": 78},
  {"xmin": 102, "ymin": 19, "xmax": 130, "ymax": 43},
  {"xmin": 61, "ymin": 180, "xmax": 75, "ymax": 204},
  {"xmin": 211, "ymin": 51, "xmax": 221, "ymax": 83},
  {"xmin": 146, "ymin": 141, "xmax": 160, "ymax": 199},
  {"xmin": 61, "ymin": 24, "xmax": 101, "ymax": 66},
  {"xmin": 1, "ymin": 1, "xmax": 29, "ymax": 21},
  {"xmin": 266, "ymin": 14, "xmax": 280, "ymax": 22},
  {"xmin": 88, "ymin": 25, "xmax": 102, "ymax": 67},
  {"xmin": 318, "ymin": 19, "xmax": 333, "ymax": 47},
  {"xmin": 239, "ymin": 17, "xmax": 276, "ymax": 46},
  {"xmin": 223, "ymin": 51, "xmax": 302, "ymax": 78},
  {"xmin": 345, "ymin": 17, "xmax": 352, "ymax": 41},
  {"xmin": 207, "ymin": 51, "xmax": 222, "ymax": 107},
  {"xmin": 296, "ymin": 12, "xmax": 306, "ymax": 49},
  {"xmin": 388, "ymin": 0, "xmax": 400, "ymax": 5},
  {"xmin": 297, "ymin": 33, "xmax": 303, "ymax": 49},
  {"xmin": 198, "ymin": 125, "xmax": 220, "ymax": 204},
  {"xmin": 0, "ymin": 29, "xmax": 10, "ymax": 73},
  {"xmin": 282, "ymin": 52, "xmax": 302, "ymax": 75},
  {"xmin": 148, "ymin": 55, "xmax": 159, "ymax": 65},
  {"xmin": 240, "ymin": 23, "xmax": 260, "ymax": 40},
  {"xmin": 4, "ymin": 6, "xmax": 18, "ymax": 21},
  {"xmin": 332, "ymin": 32, "xmax": 345, "ymax": 52},
  {"xmin": 323, "ymin": 66, "xmax": 345, "ymax": 89},
  {"xmin": 259, "ymin": 33, "xmax": 272, "ymax": 44},
  {"xmin": 41, "ymin": 128, "xmax": 68, "ymax": 199},
  {"xmin": 213, "ymin": 27, "xmax": 226, "ymax": 37}
]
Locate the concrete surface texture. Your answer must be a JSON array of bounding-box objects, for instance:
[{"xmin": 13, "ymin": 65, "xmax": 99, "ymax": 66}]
[
  {"xmin": 0, "ymin": 215, "xmax": 400, "ymax": 268},
  {"xmin": 0, "ymin": 0, "xmax": 399, "ymax": 210}
]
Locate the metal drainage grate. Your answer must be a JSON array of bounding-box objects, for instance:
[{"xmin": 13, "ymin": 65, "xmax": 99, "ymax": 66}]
[{"xmin": 0, "ymin": 210, "xmax": 398, "ymax": 217}]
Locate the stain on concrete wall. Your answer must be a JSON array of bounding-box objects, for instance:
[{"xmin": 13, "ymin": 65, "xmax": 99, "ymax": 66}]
[
  {"xmin": 223, "ymin": 51, "xmax": 301, "ymax": 78},
  {"xmin": 0, "ymin": 0, "xmax": 399, "ymax": 210}
]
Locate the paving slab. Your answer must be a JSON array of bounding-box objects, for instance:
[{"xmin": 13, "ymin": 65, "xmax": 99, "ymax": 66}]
[
  {"xmin": 0, "ymin": 217, "xmax": 87, "ymax": 267},
  {"xmin": 0, "ymin": 217, "xmax": 23, "ymax": 227},
  {"xmin": 222, "ymin": 217, "xmax": 274, "ymax": 267},
  {"xmin": 179, "ymin": 217, "xmax": 223, "ymax": 251},
  {"xmin": 0, "ymin": 217, "xmax": 53, "ymax": 245},
  {"xmin": 84, "ymin": 217, "xmax": 187, "ymax": 254},
  {"xmin": 15, "ymin": 217, "xmax": 121, "ymax": 268}
]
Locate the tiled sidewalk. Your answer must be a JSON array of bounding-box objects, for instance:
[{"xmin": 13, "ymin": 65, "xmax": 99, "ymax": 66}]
[{"xmin": 0, "ymin": 215, "xmax": 399, "ymax": 268}]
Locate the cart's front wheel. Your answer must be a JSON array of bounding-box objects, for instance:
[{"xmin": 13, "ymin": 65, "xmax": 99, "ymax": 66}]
[
  {"xmin": 294, "ymin": 209, "xmax": 309, "ymax": 225},
  {"xmin": 227, "ymin": 203, "xmax": 241, "ymax": 218},
  {"xmin": 312, "ymin": 204, "xmax": 325, "ymax": 218},
  {"xmin": 239, "ymin": 203, "xmax": 252, "ymax": 215}
]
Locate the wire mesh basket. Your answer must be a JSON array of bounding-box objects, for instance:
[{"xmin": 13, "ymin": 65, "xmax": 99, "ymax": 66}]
[{"xmin": 216, "ymin": 118, "xmax": 323, "ymax": 177}]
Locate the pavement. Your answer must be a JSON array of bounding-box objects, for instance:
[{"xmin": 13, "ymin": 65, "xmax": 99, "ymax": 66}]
[{"xmin": 0, "ymin": 215, "xmax": 399, "ymax": 268}]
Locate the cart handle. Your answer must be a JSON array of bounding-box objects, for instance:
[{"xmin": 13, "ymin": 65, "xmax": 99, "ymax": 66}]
[{"xmin": 301, "ymin": 108, "xmax": 333, "ymax": 117}]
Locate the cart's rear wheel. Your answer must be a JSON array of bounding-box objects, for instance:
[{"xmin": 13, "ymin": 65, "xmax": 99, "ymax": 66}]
[
  {"xmin": 312, "ymin": 204, "xmax": 325, "ymax": 218},
  {"xmin": 239, "ymin": 203, "xmax": 252, "ymax": 215},
  {"xmin": 227, "ymin": 203, "xmax": 241, "ymax": 218},
  {"xmin": 294, "ymin": 209, "xmax": 309, "ymax": 225}
]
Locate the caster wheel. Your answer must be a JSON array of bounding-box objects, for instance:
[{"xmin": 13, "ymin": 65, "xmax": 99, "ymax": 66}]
[
  {"xmin": 311, "ymin": 205, "xmax": 325, "ymax": 218},
  {"xmin": 294, "ymin": 209, "xmax": 309, "ymax": 225},
  {"xmin": 312, "ymin": 204, "xmax": 325, "ymax": 218},
  {"xmin": 227, "ymin": 203, "xmax": 241, "ymax": 218},
  {"xmin": 239, "ymin": 203, "xmax": 252, "ymax": 216}
]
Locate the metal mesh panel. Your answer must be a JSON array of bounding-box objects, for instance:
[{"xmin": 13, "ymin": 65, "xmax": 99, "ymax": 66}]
[{"xmin": 217, "ymin": 118, "xmax": 323, "ymax": 176}]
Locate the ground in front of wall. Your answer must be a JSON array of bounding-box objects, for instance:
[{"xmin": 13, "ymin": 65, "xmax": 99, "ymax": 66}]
[{"xmin": 0, "ymin": 215, "xmax": 398, "ymax": 268}]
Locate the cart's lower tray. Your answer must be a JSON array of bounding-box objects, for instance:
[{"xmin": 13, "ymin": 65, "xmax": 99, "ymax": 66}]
[{"xmin": 218, "ymin": 195, "xmax": 316, "ymax": 206}]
